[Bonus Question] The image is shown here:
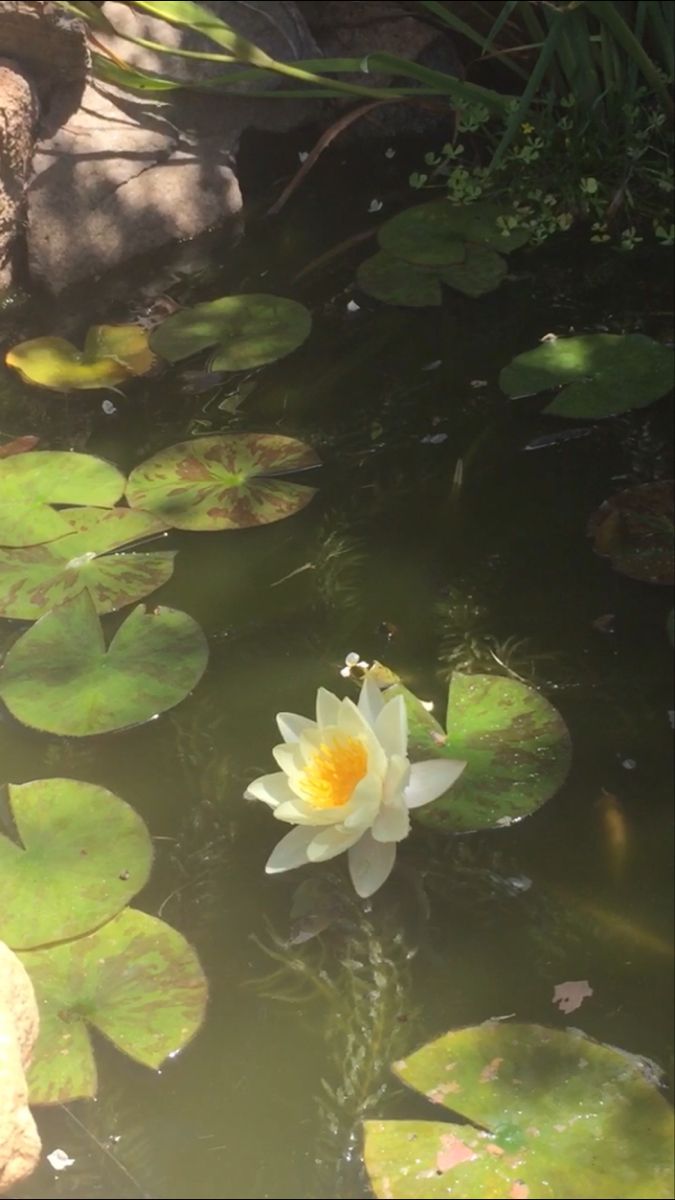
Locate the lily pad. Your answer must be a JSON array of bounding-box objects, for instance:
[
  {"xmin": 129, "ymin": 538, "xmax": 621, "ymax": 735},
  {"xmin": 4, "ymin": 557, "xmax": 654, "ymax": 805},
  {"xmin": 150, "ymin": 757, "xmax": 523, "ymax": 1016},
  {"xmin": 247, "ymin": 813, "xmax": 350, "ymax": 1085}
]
[
  {"xmin": 126, "ymin": 434, "xmax": 320, "ymax": 531},
  {"xmin": 387, "ymin": 672, "xmax": 571, "ymax": 832},
  {"xmin": 440, "ymin": 245, "xmax": 508, "ymax": 298},
  {"xmin": 356, "ymin": 251, "xmax": 443, "ymax": 307},
  {"xmin": 149, "ymin": 294, "xmax": 312, "ymax": 371},
  {"xmin": 20, "ymin": 908, "xmax": 208, "ymax": 1104},
  {"xmin": 0, "ymin": 778, "xmax": 152, "ymax": 950},
  {"xmin": 0, "ymin": 507, "xmax": 174, "ymax": 620},
  {"xmin": 499, "ymin": 334, "xmax": 674, "ymax": 418},
  {"xmin": 0, "ymin": 451, "xmax": 125, "ymax": 547},
  {"xmin": 0, "ymin": 590, "xmax": 208, "ymax": 736},
  {"xmin": 364, "ymin": 1022, "xmax": 674, "ymax": 1199},
  {"xmin": 588, "ymin": 481, "xmax": 674, "ymax": 585},
  {"xmin": 379, "ymin": 201, "xmax": 529, "ymax": 266},
  {"xmin": 5, "ymin": 325, "xmax": 155, "ymax": 391}
]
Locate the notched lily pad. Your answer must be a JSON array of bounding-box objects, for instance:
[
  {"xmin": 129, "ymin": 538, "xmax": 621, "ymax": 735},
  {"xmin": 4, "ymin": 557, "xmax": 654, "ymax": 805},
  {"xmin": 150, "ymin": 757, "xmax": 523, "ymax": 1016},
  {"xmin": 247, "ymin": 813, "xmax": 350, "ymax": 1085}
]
[
  {"xmin": 588, "ymin": 481, "xmax": 674, "ymax": 585},
  {"xmin": 356, "ymin": 251, "xmax": 443, "ymax": 307},
  {"xmin": 440, "ymin": 244, "xmax": 507, "ymax": 298},
  {"xmin": 5, "ymin": 325, "xmax": 155, "ymax": 392},
  {"xmin": 0, "ymin": 451, "xmax": 125, "ymax": 548},
  {"xmin": 0, "ymin": 778, "xmax": 152, "ymax": 950},
  {"xmin": 364, "ymin": 1022, "xmax": 674, "ymax": 1199},
  {"xmin": 379, "ymin": 201, "xmax": 528, "ymax": 266},
  {"xmin": 0, "ymin": 590, "xmax": 208, "ymax": 736},
  {"xmin": 126, "ymin": 433, "xmax": 320, "ymax": 531},
  {"xmin": 149, "ymin": 294, "xmax": 312, "ymax": 371},
  {"xmin": 20, "ymin": 908, "xmax": 208, "ymax": 1104},
  {"xmin": 0, "ymin": 507, "xmax": 174, "ymax": 619},
  {"xmin": 499, "ymin": 333, "xmax": 674, "ymax": 418},
  {"xmin": 384, "ymin": 671, "xmax": 571, "ymax": 832}
]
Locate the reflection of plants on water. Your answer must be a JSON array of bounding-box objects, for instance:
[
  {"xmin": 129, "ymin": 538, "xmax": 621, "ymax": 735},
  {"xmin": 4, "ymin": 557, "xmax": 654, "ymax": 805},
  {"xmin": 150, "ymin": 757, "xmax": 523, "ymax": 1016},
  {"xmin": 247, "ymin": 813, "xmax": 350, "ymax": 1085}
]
[{"xmin": 435, "ymin": 587, "xmax": 563, "ymax": 686}]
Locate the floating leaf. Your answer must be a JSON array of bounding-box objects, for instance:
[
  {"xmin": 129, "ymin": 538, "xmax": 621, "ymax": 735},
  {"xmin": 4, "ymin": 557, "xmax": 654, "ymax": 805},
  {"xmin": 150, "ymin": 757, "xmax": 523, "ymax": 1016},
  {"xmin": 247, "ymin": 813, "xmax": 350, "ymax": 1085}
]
[
  {"xmin": 0, "ymin": 779, "xmax": 152, "ymax": 950},
  {"xmin": 149, "ymin": 294, "xmax": 312, "ymax": 371},
  {"xmin": 364, "ymin": 1023, "xmax": 674, "ymax": 1200},
  {"xmin": 20, "ymin": 909, "xmax": 208, "ymax": 1104},
  {"xmin": 588, "ymin": 481, "xmax": 674, "ymax": 585},
  {"xmin": 356, "ymin": 251, "xmax": 443, "ymax": 306},
  {"xmin": 5, "ymin": 325, "xmax": 155, "ymax": 391},
  {"xmin": 0, "ymin": 451, "xmax": 125, "ymax": 547},
  {"xmin": 499, "ymin": 334, "xmax": 674, "ymax": 418},
  {"xmin": 387, "ymin": 672, "xmax": 571, "ymax": 832},
  {"xmin": 379, "ymin": 201, "xmax": 528, "ymax": 266},
  {"xmin": 0, "ymin": 435, "xmax": 40, "ymax": 459},
  {"xmin": 0, "ymin": 590, "xmax": 208, "ymax": 736},
  {"xmin": 0, "ymin": 507, "xmax": 174, "ymax": 620},
  {"xmin": 126, "ymin": 434, "xmax": 320, "ymax": 531},
  {"xmin": 439, "ymin": 244, "xmax": 507, "ymax": 297}
]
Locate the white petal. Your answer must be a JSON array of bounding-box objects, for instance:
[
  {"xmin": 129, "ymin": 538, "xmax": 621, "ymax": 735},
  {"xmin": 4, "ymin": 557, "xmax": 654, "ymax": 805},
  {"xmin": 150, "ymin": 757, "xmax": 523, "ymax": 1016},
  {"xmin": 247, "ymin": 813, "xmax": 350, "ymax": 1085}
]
[
  {"xmin": 265, "ymin": 826, "xmax": 316, "ymax": 873},
  {"xmin": 245, "ymin": 772, "xmax": 296, "ymax": 808},
  {"xmin": 371, "ymin": 798, "xmax": 410, "ymax": 843},
  {"xmin": 357, "ymin": 676, "xmax": 384, "ymax": 728},
  {"xmin": 273, "ymin": 798, "xmax": 344, "ymax": 826},
  {"xmin": 348, "ymin": 832, "xmax": 396, "ymax": 897},
  {"xmin": 374, "ymin": 694, "xmax": 407, "ymax": 757},
  {"xmin": 405, "ymin": 758, "xmax": 467, "ymax": 808},
  {"xmin": 272, "ymin": 741, "xmax": 304, "ymax": 776},
  {"xmin": 306, "ymin": 824, "xmax": 364, "ymax": 862},
  {"xmin": 340, "ymin": 771, "xmax": 382, "ymax": 829},
  {"xmin": 337, "ymin": 696, "xmax": 371, "ymax": 737},
  {"xmin": 382, "ymin": 754, "xmax": 410, "ymax": 805},
  {"xmin": 276, "ymin": 711, "xmax": 315, "ymax": 743},
  {"xmin": 316, "ymin": 687, "xmax": 341, "ymax": 727}
]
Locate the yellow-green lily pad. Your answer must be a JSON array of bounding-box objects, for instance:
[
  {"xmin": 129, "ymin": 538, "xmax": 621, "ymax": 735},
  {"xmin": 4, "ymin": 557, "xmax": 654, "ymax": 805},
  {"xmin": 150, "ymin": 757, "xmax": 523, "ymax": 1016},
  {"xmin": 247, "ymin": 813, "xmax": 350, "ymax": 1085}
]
[
  {"xmin": 379, "ymin": 201, "xmax": 529, "ymax": 265},
  {"xmin": 5, "ymin": 325, "xmax": 155, "ymax": 392},
  {"xmin": 0, "ymin": 590, "xmax": 209, "ymax": 736},
  {"xmin": 0, "ymin": 506, "xmax": 174, "ymax": 620},
  {"xmin": 126, "ymin": 433, "xmax": 320, "ymax": 531},
  {"xmin": 0, "ymin": 778, "xmax": 153, "ymax": 951},
  {"xmin": 499, "ymin": 333, "xmax": 675, "ymax": 418},
  {"xmin": 0, "ymin": 450, "xmax": 125, "ymax": 547},
  {"xmin": 364, "ymin": 1022, "xmax": 674, "ymax": 1199},
  {"xmin": 20, "ymin": 908, "xmax": 208, "ymax": 1104},
  {"xmin": 149, "ymin": 294, "xmax": 312, "ymax": 371},
  {"xmin": 382, "ymin": 671, "xmax": 571, "ymax": 832}
]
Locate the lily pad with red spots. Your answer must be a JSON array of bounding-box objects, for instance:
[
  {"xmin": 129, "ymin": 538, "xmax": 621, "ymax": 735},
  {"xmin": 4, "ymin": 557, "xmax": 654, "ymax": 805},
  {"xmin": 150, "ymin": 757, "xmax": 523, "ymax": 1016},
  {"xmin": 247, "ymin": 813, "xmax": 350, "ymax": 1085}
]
[
  {"xmin": 0, "ymin": 450, "xmax": 126, "ymax": 547},
  {"xmin": 364, "ymin": 1022, "xmax": 674, "ymax": 1199},
  {"xmin": 379, "ymin": 671, "xmax": 571, "ymax": 833},
  {"xmin": 19, "ymin": 908, "xmax": 208, "ymax": 1104},
  {"xmin": 0, "ymin": 506, "xmax": 174, "ymax": 620},
  {"xmin": 0, "ymin": 778, "xmax": 152, "ymax": 950},
  {"xmin": 588, "ymin": 480, "xmax": 674, "ymax": 585},
  {"xmin": 126, "ymin": 433, "xmax": 320, "ymax": 531},
  {"xmin": 149, "ymin": 294, "xmax": 311, "ymax": 371},
  {"xmin": 0, "ymin": 590, "xmax": 208, "ymax": 736}
]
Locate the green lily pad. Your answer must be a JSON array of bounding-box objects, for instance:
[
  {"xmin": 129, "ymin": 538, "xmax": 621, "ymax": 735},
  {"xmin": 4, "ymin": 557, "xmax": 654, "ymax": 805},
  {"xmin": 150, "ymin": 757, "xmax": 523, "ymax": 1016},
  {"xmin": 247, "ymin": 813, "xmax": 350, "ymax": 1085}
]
[
  {"xmin": 0, "ymin": 778, "xmax": 152, "ymax": 950},
  {"xmin": 5, "ymin": 325, "xmax": 155, "ymax": 391},
  {"xmin": 356, "ymin": 250, "xmax": 443, "ymax": 307},
  {"xmin": 149, "ymin": 294, "xmax": 312, "ymax": 371},
  {"xmin": 588, "ymin": 481, "xmax": 674, "ymax": 585},
  {"xmin": 0, "ymin": 451, "xmax": 125, "ymax": 548},
  {"xmin": 440, "ymin": 244, "xmax": 507, "ymax": 297},
  {"xmin": 499, "ymin": 334, "xmax": 675, "ymax": 418},
  {"xmin": 364, "ymin": 1022, "xmax": 675, "ymax": 1199},
  {"xmin": 20, "ymin": 908, "xmax": 208, "ymax": 1104},
  {"xmin": 0, "ymin": 590, "xmax": 208, "ymax": 736},
  {"xmin": 387, "ymin": 672, "xmax": 571, "ymax": 832},
  {"xmin": 379, "ymin": 201, "xmax": 529, "ymax": 266},
  {"xmin": 126, "ymin": 434, "xmax": 320, "ymax": 531},
  {"xmin": 0, "ymin": 507, "xmax": 174, "ymax": 620}
]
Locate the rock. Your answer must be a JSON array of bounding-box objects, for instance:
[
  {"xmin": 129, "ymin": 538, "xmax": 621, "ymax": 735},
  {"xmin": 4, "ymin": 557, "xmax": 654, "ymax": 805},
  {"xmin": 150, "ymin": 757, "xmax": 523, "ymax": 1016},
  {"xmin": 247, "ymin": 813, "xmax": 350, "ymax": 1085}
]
[
  {"xmin": 0, "ymin": 60, "xmax": 39, "ymax": 292},
  {"xmin": 0, "ymin": 941, "xmax": 41, "ymax": 1194}
]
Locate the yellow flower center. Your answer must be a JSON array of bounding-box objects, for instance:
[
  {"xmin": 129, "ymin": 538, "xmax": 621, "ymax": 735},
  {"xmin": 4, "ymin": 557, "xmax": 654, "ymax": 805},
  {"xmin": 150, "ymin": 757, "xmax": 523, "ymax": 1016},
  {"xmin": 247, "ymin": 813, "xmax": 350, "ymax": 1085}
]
[{"xmin": 297, "ymin": 735, "xmax": 368, "ymax": 810}]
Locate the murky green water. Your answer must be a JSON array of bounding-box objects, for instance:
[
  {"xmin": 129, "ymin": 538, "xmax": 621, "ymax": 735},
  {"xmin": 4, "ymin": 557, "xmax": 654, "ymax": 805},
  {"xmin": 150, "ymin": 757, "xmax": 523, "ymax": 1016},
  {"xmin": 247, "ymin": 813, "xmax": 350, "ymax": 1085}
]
[{"xmin": 2, "ymin": 138, "xmax": 673, "ymax": 1200}]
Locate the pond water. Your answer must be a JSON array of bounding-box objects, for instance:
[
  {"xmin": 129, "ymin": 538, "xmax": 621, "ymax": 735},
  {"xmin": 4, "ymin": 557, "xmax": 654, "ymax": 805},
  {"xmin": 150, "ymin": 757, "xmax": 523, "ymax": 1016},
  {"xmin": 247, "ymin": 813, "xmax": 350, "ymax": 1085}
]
[{"xmin": 1, "ymin": 135, "xmax": 673, "ymax": 1200}]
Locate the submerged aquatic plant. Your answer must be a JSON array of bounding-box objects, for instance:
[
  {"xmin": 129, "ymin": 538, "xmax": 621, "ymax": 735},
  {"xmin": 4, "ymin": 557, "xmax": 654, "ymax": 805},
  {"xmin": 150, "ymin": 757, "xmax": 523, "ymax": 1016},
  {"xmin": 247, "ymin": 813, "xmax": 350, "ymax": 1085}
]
[{"xmin": 245, "ymin": 679, "xmax": 466, "ymax": 898}]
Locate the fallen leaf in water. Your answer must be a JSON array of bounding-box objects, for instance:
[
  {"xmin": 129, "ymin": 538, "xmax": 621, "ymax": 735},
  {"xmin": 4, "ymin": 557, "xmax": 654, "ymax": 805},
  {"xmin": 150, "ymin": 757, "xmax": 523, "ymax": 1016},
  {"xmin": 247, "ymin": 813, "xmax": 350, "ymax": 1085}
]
[
  {"xmin": 553, "ymin": 980, "xmax": 593, "ymax": 1014},
  {"xmin": 0, "ymin": 435, "xmax": 39, "ymax": 458},
  {"xmin": 437, "ymin": 1134, "xmax": 477, "ymax": 1171}
]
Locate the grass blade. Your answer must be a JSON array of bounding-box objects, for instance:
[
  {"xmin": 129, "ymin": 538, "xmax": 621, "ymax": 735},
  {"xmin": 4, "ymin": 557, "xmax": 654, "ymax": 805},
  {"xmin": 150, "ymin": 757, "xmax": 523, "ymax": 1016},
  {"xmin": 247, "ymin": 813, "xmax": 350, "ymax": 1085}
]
[
  {"xmin": 490, "ymin": 14, "xmax": 566, "ymax": 168},
  {"xmin": 585, "ymin": 0, "xmax": 673, "ymax": 116}
]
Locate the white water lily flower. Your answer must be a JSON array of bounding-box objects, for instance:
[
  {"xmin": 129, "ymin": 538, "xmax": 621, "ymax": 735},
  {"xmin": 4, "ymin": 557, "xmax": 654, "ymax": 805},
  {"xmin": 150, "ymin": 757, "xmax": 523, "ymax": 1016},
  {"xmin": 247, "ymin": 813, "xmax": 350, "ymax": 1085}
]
[{"xmin": 245, "ymin": 679, "xmax": 466, "ymax": 898}]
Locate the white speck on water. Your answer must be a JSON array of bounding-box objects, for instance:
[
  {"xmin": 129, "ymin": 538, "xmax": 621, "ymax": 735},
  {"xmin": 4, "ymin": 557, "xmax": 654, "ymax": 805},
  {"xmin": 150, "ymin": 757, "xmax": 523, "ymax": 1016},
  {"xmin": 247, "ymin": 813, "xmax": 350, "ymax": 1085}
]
[
  {"xmin": 621, "ymin": 758, "xmax": 637, "ymax": 770},
  {"xmin": 298, "ymin": 150, "xmax": 309, "ymax": 162},
  {"xmin": 47, "ymin": 1150, "xmax": 75, "ymax": 1172},
  {"xmin": 421, "ymin": 433, "xmax": 448, "ymax": 445},
  {"xmin": 347, "ymin": 300, "xmax": 361, "ymax": 313},
  {"xmin": 385, "ymin": 147, "xmax": 396, "ymax": 159},
  {"xmin": 102, "ymin": 399, "xmax": 116, "ymax": 415},
  {"xmin": 368, "ymin": 199, "xmax": 383, "ymax": 213}
]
